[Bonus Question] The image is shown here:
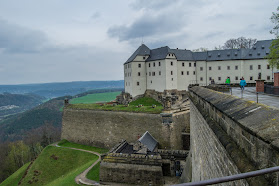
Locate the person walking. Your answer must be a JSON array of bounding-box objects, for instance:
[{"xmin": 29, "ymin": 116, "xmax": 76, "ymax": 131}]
[
  {"xmin": 225, "ymin": 77, "xmax": 230, "ymax": 86},
  {"xmin": 240, "ymin": 77, "xmax": 247, "ymax": 90}
]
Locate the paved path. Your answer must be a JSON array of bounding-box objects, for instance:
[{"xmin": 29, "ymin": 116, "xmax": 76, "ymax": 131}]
[
  {"xmin": 51, "ymin": 142, "xmax": 101, "ymax": 185},
  {"xmin": 224, "ymin": 87, "xmax": 279, "ymax": 109}
]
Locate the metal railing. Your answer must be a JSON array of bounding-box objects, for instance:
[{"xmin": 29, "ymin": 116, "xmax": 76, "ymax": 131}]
[
  {"xmin": 172, "ymin": 166, "xmax": 279, "ymax": 186},
  {"xmin": 264, "ymin": 84, "xmax": 279, "ymax": 95}
]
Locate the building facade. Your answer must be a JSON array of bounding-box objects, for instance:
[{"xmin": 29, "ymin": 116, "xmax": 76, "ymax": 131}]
[{"xmin": 124, "ymin": 40, "xmax": 277, "ymax": 97}]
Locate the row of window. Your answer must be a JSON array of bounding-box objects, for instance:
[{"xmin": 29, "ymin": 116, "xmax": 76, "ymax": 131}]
[
  {"xmin": 198, "ymin": 75, "xmax": 272, "ymax": 82},
  {"xmin": 125, "ymin": 72, "xmax": 132, "ymax": 77},
  {"xmin": 143, "ymin": 61, "xmax": 197, "ymax": 68}
]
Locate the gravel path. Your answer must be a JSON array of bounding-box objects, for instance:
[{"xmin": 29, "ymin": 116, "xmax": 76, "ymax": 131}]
[{"xmin": 51, "ymin": 142, "xmax": 101, "ymax": 185}]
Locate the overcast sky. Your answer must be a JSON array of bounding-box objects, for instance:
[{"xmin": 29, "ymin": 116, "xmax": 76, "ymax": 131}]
[{"xmin": 0, "ymin": 0, "xmax": 277, "ymax": 85}]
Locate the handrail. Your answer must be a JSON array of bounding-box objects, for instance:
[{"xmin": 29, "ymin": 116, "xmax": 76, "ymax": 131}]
[{"xmin": 172, "ymin": 166, "xmax": 279, "ymax": 186}]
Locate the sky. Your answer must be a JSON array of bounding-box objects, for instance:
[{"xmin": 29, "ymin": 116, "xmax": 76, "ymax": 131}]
[{"xmin": 0, "ymin": 0, "xmax": 277, "ymax": 85}]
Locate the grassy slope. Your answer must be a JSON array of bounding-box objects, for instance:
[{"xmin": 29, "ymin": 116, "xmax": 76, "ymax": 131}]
[
  {"xmin": 0, "ymin": 163, "xmax": 30, "ymax": 186},
  {"xmin": 70, "ymin": 91, "xmax": 121, "ymax": 104},
  {"xmin": 86, "ymin": 162, "xmax": 100, "ymax": 181},
  {"xmin": 68, "ymin": 96, "xmax": 163, "ymax": 114},
  {"xmin": 20, "ymin": 146, "xmax": 98, "ymax": 186},
  {"xmin": 58, "ymin": 139, "xmax": 108, "ymax": 154}
]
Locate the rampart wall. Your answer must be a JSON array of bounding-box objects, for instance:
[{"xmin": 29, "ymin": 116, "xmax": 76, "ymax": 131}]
[
  {"xmin": 189, "ymin": 86, "xmax": 279, "ymax": 185},
  {"xmin": 61, "ymin": 108, "xmax": 189, "ymax": 150}
]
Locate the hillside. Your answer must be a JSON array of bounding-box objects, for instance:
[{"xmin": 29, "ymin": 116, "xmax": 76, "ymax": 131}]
[
  {"xmin": 0, "ymin": 96, "xmax": 67, "ymax": 142},
  {"xmin": 0, "ymin": 93, "xmax": 44, "ymax": 121},
  {"xmin": 0, "ymin": 80, "xmax": 124, "ymax": 98},
  {"xmin": 0, "ymin": 144, "xmax": 102, "ymax": 186}
]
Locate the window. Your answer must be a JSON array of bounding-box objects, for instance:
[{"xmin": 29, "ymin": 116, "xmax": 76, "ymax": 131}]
[
  {"xmin": 200, "ymin": 77, "xmax": 203, "ymax": 81},
  {"xmin": 235, "ymin": 76, "xmax": 238, "ymax": 80},
  {"xmin": 138, "ymin": 64, "xmax": 141, "ymax": 68},
  {"xmin": 189, "ymin": 63, "xmax": 192, "ymax": 67},
  {"xmin": 171, "ymin": 62, "xmax": 173, "ymax": 66},
  {"xmin": 218, "ymin": 66, "xmax": 221, "ymax": 70},
  {"xmin": 187, "ymin": 71, "xmax": 189, "ymax": 75},
  {"xmin": 267, "ymin": 76, "xmax": 271, "ymax": 80},
  {"xmin": 137, "ymin": 82, "xmax": 139, "ymax": 86},
  {"xmin": 149, "ymin": 72, "xmax": 151, "ymax": 76},
  {"xmin": 250, "ymin": 65, "xmax": 253, "ymax": 70},
  {"xmin": 194, "ymin": 63, "xmax": 196, "ymax": 67},
  {"xmin": 159, "ymin": 62, "xmax": 161, "ymax": 66},
  {"xmin": 152, "ymin": 72, "xmax": 155, "ymax": 76},
  {"xmin": 193, "ymin": 71, "xmax": 195, "ymax": 75},
  {"xmin": 171, "ymin": 78, "xmax": 173, "ymax": 81},
  {"xmin": 151, "ymin": 80, "xmax": 152, "ymax": 84},
  {"xmin": 153, "ymin": 62, "xmax": 155, "ymax": 67},
  {"xmin": 143, "ymin": 57, "xmax": 145, "ymax": 60},
  {"xmin": 250, "ymin": 76, "xmax": 253, "ymax": 80},
  {"xmin": 182, "ymin": 62, "xmax": 185, "ymax": 67},
  {"xmin": 126, "ymin": 82, "xmax": 127, "ymax": 86},
  {"xmin": 171, "ymin": 71, "xmax": 173, "ymax": 75},
  {"xmin": 267, "ymin": 64, "xmax": 270, "ymax": 69},
  {"xmin": 209, "ymin": 66, "xmax": 212, "ymax": 70},
  {"xmin": 159, "ymin": 71, "xmax": 161, "ymax": 75},
  {"xmin": 125, "ymin": 73, "xmax": 127, "ymax": 77},
  {"xmin": 218, "ymin": 77, "xmax": 221, "ymax": 81},
  {"xmin": 181, "ymin": 71, "xmax": 184, "ymax": 75},
  {"xmin": 209, "ymin": 77, "xmax": 212, "ymax": 80},
  {"xmin": 258, "ymin": 65, "xmax": 261, "ymax": 70},
  {"xmin": 235, "ymin": 65, "xmax": 238, "ymax": 70},
  {"xmin": 138, "ymin": 72, "xmax": 140, "ymax": 76},
  {"xmin": 200, "ymin": 67, "xmax": 203, "ymax": 71},
  {"xmin": 149, "ymin": 63, "xmax": 151, "ymax": 67},
  {"xmin": 227, "ymin": 66, "xmax": 230, "ymax": 70}
]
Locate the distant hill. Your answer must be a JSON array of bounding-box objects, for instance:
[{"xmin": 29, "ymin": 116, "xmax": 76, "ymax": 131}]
[
  {"xmin": 0, "ymin": 93, "xmax": 44, "ymax": 121},
  {"xmin": 0, "ymin": 80, "xmax": 124, "ymax": 98}
]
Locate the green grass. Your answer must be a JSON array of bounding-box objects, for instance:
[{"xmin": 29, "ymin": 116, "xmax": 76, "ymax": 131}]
[
  {"xmin": 70, "ymin": 92, "xmax": 121, "ymax": 104},
  {"xmin": 68, "ymin": 96, "xmax": 163, "ymax": 114},
  {"xmin": 58, "ymin": 140, "xmax": 109, "ymax": 154},
  {"xmin": 0, "ymin": 162, "xmax": 30, "ymax": 186},
  {"xmin": 20, "ymin": 146, "xmax": 98, "ymax": 186},
  {"xmin": 86, "ymin": 162, "xmax": 100, "ymax": 181}
]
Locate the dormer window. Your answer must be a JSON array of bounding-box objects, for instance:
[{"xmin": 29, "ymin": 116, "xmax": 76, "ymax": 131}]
[
  {"xmin": 169, "ymin": 54, "xmax": 171, "ymax": 56},
  {"xmin": 143, "ymin": 57, "xmax": 146, "ymax": 60},
  {"xmin": 257, "ymin": 52, "xmax": 261, "ymax": 56},
  {"xmin": 208, "ymin": 53, "xmax": 212, "ymax": 57},
  {"xmin": 227, "ymin": 52, "xmax": 230, "ymax": 56},
  {"xmin": 266, "ymin": 51, "xmax": 270, "ymax": 55},
  {"xmin": 234, "ymin": 52, "xmax": 238, "ymax": 56},
  {"xmin": 253, "ymin": 46, "xmax": 256, "ymax": 50},
  {"xmin": 261, "ymin": 45, "xmax": 265, "ymax": 49},
  {"xmin": 249, "ymin": 53, "xmax": 252, "ymax": 56},
  {"xmin": 217, "ymin": 53, "xmax": 221, "ymax": 57}
]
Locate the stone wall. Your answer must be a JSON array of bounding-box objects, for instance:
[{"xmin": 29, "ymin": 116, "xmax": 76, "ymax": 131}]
[
  {"xmin": 61, "ymin": 108, "xmax": 189, "ymax": 150},
  {"xmin": 189, "ymin": 86, "xmax": 279, "ymax": 185}
]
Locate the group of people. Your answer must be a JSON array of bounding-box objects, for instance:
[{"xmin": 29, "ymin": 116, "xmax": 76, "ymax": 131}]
[{"xmin": 210, "ymin": 77, "xmax": 247, "ymax": 90}]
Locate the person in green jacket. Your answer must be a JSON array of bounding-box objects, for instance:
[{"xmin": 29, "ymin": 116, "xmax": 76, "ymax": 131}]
[{"xmin": 225, "ymin": 77, "xmax": 230, "ymax": 86}]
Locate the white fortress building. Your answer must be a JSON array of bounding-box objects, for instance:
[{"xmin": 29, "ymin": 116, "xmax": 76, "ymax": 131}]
[{"xmin": 124, "ymin": 40, "xmax": 276, "ymax": 97}]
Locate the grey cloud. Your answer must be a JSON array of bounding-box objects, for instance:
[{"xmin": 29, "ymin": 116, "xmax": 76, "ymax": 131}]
[
  {"xmin": 130, "ymin": 0, "xmax": 179, "ymax": 10},
  {"xmin": 0, "ymin": 19, "xmax": 48, "ymax": 53},
  {"xmin": 107, "ymin": 12, "xmax": 186, "ymax": 42},
  {"xmin": 91, "ymin": 12, "xmax": 101, "ymax": 20}
]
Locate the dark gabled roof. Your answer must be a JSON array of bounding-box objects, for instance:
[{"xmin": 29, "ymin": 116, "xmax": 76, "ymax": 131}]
[
  {"xmin": 170, "ymin": 49, "xmax": 194, "ymax": 61},
  {"xmin": 125, "ymin": 44, "xmax": 150, "ymax": 63},
  {"xmin": 138, "ymin": 131, "xmax": 158, "ymax": 152},
  {"xmin": 124, "ymin": 39, "xmax": 273, "ymax": 64},
  {"xmin": 146, "ymin": 46, "xmax": 171, "ymax": 62}
]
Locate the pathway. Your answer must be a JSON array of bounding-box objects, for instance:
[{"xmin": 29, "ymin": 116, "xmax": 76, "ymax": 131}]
[
  {"xmin": 224, "ymin": 87, "xmax": 279, "ymax": 109},
  {"xmin": 51, "ymin": 142, "xmax": 101, "ymax": 185}
]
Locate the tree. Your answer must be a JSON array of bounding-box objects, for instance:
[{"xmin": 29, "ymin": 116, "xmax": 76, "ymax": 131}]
[
  {"xmin": 266, "ymin": 6, "xmax": 279, "ymax": 70},
  {"xmin": 222, "ymin": 37, "xmax": 257, "ymax": 49},
  {"xmin": 192, "ymin": 47, "xmax": 208, "ymax": 52}
]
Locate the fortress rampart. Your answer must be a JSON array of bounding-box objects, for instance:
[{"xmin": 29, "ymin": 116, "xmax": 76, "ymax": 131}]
[
  {"xmin": 61, "ymin": 108, "xmax": 189, "ymax": 150},
  {"xmin": 189, "ymin": 86, "xmax": 279, "ymax": 185}
]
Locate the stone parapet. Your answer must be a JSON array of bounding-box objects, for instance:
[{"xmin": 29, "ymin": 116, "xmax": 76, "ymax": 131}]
[{"xmin": 189, "ymin": 86, "xmax": 279, "ymax": 185}]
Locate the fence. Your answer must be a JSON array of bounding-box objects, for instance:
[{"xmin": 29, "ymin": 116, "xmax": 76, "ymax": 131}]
[{"xmin": 264, "ymin": 84, "xmax": 279, "ymax": 95}]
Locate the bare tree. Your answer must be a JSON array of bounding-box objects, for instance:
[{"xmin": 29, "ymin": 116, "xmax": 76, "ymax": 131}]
[
  {"xmin": 192, "ymin": 47, "xmax": 208, "ymax": 52},
  {"xmin": 222, "ymin": 37, "xmax": 257, "ymax": 49}
]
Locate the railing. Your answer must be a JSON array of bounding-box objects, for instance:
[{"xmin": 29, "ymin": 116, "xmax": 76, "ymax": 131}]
[
  {"xmin": 172, "ymin": 166, "xmax": 279, "ymax": 186},
  {"xmin": 264, "ymin": 84, "xmax": 279, "ymax": 95}
]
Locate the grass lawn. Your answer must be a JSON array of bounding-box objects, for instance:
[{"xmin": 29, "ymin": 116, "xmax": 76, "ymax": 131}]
[
  {"xmin": 86, "ymin": 162, "xmax": 100, "ymax": 181},
  {"xmin": 68, "ymin": 96, "xmax": 163, "ymax": 114},
  {"xmin": 20, "ymin": 146, "xmax": 98, "ymax": 186},
  {"xmin": 0, "ymin": 163, "xmax": 30, "ymax": 186},
  {"xmin": 70, "ymin": 91, "xmax": 121, "ymax": 104},
  {"xmin": 58, "ymin": 139, "xmax": 109, "ymax": 154}
]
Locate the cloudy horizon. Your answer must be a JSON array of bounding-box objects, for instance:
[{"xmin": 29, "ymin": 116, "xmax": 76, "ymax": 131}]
[{"xmin": 0, "ymin": 0, "xmax": 277, "ymax": 85}]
